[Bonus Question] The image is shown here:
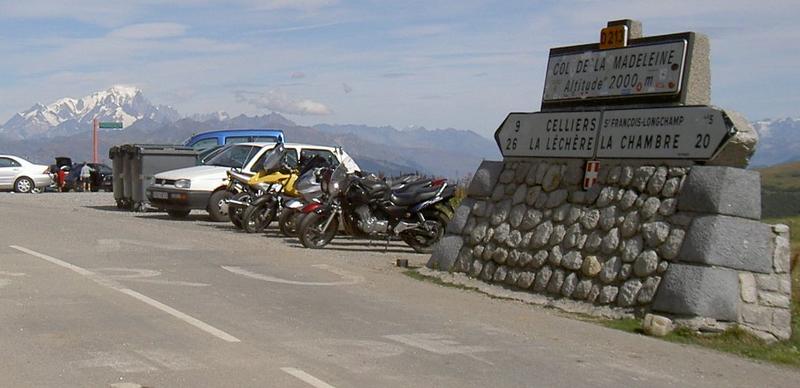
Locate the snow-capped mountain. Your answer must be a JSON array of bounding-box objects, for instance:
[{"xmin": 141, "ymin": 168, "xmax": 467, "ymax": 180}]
[
  {"xmin": 190, "ymin": 111, "xmax": 231, "ymax": 122},
  {"xmin": 0, "ymin": 85, "xmax": 180, "ymax": 139},
  {"xmin": 750, "ymin": 117, "xmax": 800, "ymax": 167}
]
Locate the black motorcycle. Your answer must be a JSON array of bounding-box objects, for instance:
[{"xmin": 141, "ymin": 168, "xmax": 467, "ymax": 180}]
[{"xmin": 297, "ymin": 163, "xmax": 456, "ymax": 253}]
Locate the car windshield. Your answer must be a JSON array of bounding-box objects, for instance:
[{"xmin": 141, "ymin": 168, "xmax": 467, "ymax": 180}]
[
  {"xmin": 198, "ymin": 145, "xmax": 227, "ymax": 165},
  {"xmin": 205, "ymin": 145, "xmax": 259, "ymax": 168}
]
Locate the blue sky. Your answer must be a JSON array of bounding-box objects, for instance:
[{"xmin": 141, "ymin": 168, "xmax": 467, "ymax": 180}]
[{"xmin": 0, "ymin": 0, "xmax": 798, "ymax": 137}]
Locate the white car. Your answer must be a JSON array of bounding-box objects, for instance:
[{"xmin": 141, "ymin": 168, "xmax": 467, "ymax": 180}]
[
  {"xmin": 146, "ymin": 142, "xmax": 360, "ymax": 220},
  {"xmin": 0, "ymin": 155, "xmax": 53, "ymax": 193}
]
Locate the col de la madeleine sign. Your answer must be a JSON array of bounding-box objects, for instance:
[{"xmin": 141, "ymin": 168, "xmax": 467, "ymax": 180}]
[{"xmin": 494, "ymin": 22, "xmax": 733, "ymax": 161}]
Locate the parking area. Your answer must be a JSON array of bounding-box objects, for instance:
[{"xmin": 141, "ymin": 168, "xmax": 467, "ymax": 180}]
[{"xmin": 1, "ymin": 193, "xmax": 798, "ymax": 388}]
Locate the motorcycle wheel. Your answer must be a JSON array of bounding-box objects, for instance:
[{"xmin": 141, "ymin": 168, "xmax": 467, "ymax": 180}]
[
  {"xmin": 242, "ymin": 201, "xmax": 277, "ymax": 233},
  {"xmin": 228, "ymin": 192, "xmax": 251, "ymax": 229},
  {"xmin": 400, "ymin": 212, "xmax": 448, "ymax": 254},
  {"xmin": 298, "ymin": 212, "xmax": 339, "ymax": 249},
  {"xmin": 278, "ymin": 208, "xmax": 300, "ymax": 237}
]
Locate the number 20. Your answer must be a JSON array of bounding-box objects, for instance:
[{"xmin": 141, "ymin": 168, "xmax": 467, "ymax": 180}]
[{"xmin": 695, "ymin": 134, "xmax": 711, "ymax": 149}]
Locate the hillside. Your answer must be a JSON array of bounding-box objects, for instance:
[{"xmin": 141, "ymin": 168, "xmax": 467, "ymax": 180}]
[{"xmin": 758, "ymin": 161, "xmax": 800, "ymax": 218}]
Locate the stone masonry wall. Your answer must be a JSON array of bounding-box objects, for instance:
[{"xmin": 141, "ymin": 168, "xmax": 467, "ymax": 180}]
[{"xmin": 429, "ymin": 160, "xmax": 792, "ymax": 341}]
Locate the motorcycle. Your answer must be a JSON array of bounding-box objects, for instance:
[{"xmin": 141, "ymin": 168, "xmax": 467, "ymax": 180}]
[
  {"xmin": 240, "ymin": 144, "xmax": 299, "ymax": 233},
  {"xmin": 297, "ymin": 163, "xmax": 456, "ymax": 253},
  {"xmin": 224, "ymin": 170, "xmax": 257, "ymax": 228},
  {"xmin": 277, "ymin": 167, "xmax": 324, "ymax": 237}
]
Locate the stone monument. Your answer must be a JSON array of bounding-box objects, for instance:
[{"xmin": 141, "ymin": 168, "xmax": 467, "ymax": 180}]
[{"xmin": 427, "ymin": 20, "xmax": 791, "ymax": 341}]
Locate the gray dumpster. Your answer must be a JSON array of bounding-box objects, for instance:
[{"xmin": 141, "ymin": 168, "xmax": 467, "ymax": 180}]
[
  {"xmin": 108, "ymin": 146, "xmax": 126, "ymax": 208},
  {"xmin": 109, "ymin": 144, "xmax": 198, "ymax": 211},
  {"xmin": 122, "ymin": 145, "xmax": 135, "ymax": 208}
]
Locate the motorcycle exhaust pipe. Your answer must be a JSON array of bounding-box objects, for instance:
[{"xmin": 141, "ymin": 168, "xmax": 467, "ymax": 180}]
[
  {"xmin": 224, "ymin": 199, "xmax": 249, "ymax": 208},
  {"xmin": 394, "ymin": 221, "xmax": 420, "ymax": 234}
]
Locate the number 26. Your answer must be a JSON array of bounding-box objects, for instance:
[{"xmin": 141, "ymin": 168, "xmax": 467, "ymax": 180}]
[{"xmin": 505, "ymin": 137, "xmax": 517, "ymax": 150}]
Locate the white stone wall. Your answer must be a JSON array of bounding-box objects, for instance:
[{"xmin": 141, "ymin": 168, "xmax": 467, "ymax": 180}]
[
  {"xmin": 429, "ymin": 159, "xmax": 793, "ymax": 341},
  {"xmin": 450, "ymin": 160, "xmax": 688, "ymax": 309},
  {"xmin": 738, "ymin": 225, "xmax": 793, "ymax": 340}
]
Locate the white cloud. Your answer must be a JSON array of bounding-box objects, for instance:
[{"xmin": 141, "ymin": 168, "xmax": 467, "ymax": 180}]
[
  {"xmin": 236, "ymin": 89, "xmax": 331, "ymax": 116},
  {"xmin": 109, "ymin": 23, "xmax": 188, "ymax": 40}
]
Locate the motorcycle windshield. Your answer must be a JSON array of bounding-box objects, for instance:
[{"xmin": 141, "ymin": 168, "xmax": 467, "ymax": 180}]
[
  {"xmin": 295, "ymin": 168, "xmax": 318, "ymax": 192},
  {"xmin": 261, "ymin": 144, "xmax": 286, "ymax": 173},
  {"xmin": 329, "ymin": 163, "xmax": 348, "ymax": 196}
]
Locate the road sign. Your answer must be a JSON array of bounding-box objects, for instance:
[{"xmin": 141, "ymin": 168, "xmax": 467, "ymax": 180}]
[
  {"xmin": 599, "ymin": 25, "xmax": 628, "ymax": 49},
  {"xmin": 99, "ymin": 122, "xmax": 123, "ymax": 129},
  {"xmin": 596, "ymin": 106, "xmax": 733, "ymax": 159},
  {"xmin": 542, "ymin": 40, "xmax": 687, "ymax": 102},
  {"xmin": 494, "ymin": 111, "xmax": 601, "ymax": 158}
]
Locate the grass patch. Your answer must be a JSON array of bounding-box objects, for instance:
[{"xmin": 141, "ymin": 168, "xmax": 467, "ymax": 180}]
[
  {"xmin": 403, "ymin": 269, "xmax": 482, "ymax": 294},
  {"xmin": 663, "ymin": 327, "xmax": 800, "ymax": 366},
  {"xmin": 597, "ymin": 318, "xmax": 642, "ymax": 333}
]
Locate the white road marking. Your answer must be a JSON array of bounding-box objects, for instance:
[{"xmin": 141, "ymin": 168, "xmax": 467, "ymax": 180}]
[
  {"xmin": 117, "ymin": 288, "xmax": 240, "ymax": 342},
  {"xmin": 11, "ymin": 245, "xmax": 95, "ymax": 276},
  {"xmin": 77, "ymin": 351, "xmax": 158, "ymax": 373},
  {"xmin": 284, "ymin": 339, "xmax": 405, "ymax": 374},
  {"xmin": 9, "ymin": 245, "xmax": 240, "ymax": 343},
  {"xmin": 129, "ymin": 278, "xmax": 210, "ymax": 287},
  {"xmin": 384, "ymin": 333, "xmax": 492, "ymax": 355},
  {"xmin": 110, "ymin": 383, "xmax": 145, "ymax": 388},
  {"xmin": 97, "ymin": 238, "xmax": 188, "ymax": 251},
  {"xmin": 135, "ymin": 349, "xmax": 201, "ymax": 371},
  {"xmin": 281, "ymin": 367, "xmax": 337, "ymax": 388},
  {"xmin": 0, "ymin": 270, "xmax": 26, "ymax": 277},
  {"xmin": 385, "ymin": 333, "xmax": 495, "ymax": 366},
  {"xmin": 93, "ymin": 267, "xmax": 210, "ymax": 287},
  {"xmin": 222, "ymin": 264, "xmax": 363, "ymax": 286},
  {"xmin": 94, "ymin": 267, "xmax": 161, "ymax": 279}
]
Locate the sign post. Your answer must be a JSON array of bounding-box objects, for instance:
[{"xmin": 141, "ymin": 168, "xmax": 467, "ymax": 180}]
[
  {"xmin": 92, "ymin": 120, "xmax": 123, "ymax": 163},
  {"xmin": 92, "ymin": 118, "xmax": 98, "ymax": 163}
]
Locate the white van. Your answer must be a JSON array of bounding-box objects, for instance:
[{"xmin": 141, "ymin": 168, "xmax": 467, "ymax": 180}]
[{"xmin": 146, "ymin": 142, "xmax": 359, "ymax": 221}]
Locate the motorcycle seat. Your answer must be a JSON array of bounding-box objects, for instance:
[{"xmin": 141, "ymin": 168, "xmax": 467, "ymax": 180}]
[
  {"xmin": 359, "ymin": 178, "xmax": 389, "ymax": 194},
  {"xmin": 390, "ymin": 186, "xmax": 440, "ymax": 206}
]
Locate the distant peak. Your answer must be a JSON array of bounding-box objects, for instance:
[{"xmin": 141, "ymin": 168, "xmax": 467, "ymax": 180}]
[{"xmin": 107, "ymin": 84, "xmax": 141, "ymax": 97}]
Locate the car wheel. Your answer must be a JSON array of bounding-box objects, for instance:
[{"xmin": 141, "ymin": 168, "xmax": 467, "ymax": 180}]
[
  {"xmin": 14, "ymin": 177, "xmax": 34, "ymax": 193},
  {"xmin": 207, "ymin": 190, "xmax": 232, "ymax": 222}
]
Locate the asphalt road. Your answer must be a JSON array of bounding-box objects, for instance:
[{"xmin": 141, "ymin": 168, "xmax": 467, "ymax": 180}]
[{"xmin": 1, "ymin": 193, "xmax": 798, "ymax": 388}]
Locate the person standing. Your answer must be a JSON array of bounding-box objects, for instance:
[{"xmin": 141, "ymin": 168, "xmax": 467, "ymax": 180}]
[
  {"xmin": 57, "ymin": 166, "xmax": 67, "ymax": 192},
  {"xmin": 80, "ymin": 163, "xmax": 93, "ymax": 192}
]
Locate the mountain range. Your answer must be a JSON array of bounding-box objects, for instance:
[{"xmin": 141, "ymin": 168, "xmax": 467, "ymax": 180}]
[
  {"xmin": 750, "ymin": 117, "xmax": 800, "ymax": 167},
  {"xmin": 0, "ymin": 86, "xmax": 179, "ymax": 140},
  {"xmin": 2, "ymin": 86, "xmax": 798, "ymax": 176},
  {"xmin": 0, "ymin": 86, "xmax": 498, "ymax": 178}
]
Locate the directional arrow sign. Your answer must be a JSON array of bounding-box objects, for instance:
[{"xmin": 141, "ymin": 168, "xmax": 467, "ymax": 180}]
[
  {"xmin": 596, "ymin": 106, "xmax": 734, "ymax": 159},
  {"xmin": 494, "ymin": 111, "xmax": 601, "ymax": 158},
  {"xmin": 99, "ymin": 122, "xmax": 123, "ymax": 129}
]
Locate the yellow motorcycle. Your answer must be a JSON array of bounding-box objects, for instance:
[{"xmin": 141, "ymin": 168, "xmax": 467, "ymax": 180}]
[{"xmin": 240, "ymin": 145, "xmax": 301, "ymax": 233}]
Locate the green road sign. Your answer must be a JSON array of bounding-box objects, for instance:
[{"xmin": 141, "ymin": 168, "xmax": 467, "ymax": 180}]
[{"xmin": 99, "ymin": 122, "xmax": 123, "ymax": 129}]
